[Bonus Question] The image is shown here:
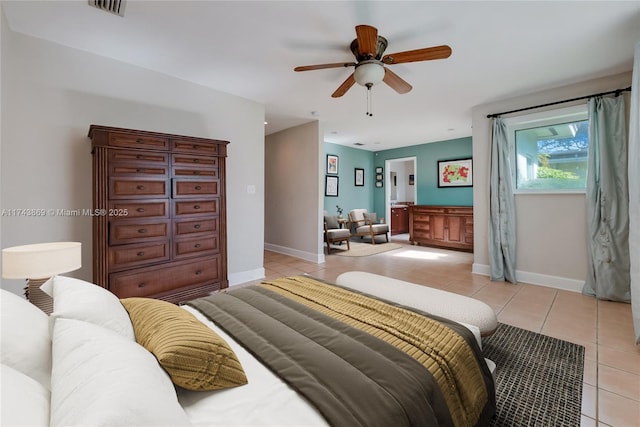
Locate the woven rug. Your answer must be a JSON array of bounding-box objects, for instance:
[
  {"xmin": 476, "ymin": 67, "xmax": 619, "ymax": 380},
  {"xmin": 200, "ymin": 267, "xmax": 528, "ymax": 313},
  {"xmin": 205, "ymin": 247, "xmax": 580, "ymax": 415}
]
[
  {"xmin": 328, "ymin": 241, "xmax": 403, "ymax": 257},
  {"xmin": 482, "ymin": 323, "xmax": 585, "ymax": 426}
]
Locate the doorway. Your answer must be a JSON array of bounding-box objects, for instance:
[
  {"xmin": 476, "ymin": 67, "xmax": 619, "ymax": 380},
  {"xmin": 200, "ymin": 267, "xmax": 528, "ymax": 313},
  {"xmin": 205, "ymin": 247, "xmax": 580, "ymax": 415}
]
[{"xmin": 384, "ymin": 157, "xmax": 417, "ymax": 236}]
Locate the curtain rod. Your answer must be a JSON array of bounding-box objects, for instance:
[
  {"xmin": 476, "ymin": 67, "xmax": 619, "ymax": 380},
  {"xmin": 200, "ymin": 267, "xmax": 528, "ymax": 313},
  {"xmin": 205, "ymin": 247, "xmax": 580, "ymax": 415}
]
[{"xmin": 486, "ymin": 86, "xmax": 632, "ymax": 119}]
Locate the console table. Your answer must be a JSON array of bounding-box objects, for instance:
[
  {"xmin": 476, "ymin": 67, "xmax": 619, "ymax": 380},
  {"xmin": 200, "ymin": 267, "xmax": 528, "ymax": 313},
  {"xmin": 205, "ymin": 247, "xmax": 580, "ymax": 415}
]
[{"xmin": 409, "ymin": 205, "xmax": 473, "ymax": 252}]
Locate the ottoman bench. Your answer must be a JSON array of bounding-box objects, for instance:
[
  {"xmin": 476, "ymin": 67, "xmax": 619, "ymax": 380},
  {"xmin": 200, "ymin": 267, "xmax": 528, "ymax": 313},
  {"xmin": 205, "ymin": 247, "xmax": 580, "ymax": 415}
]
[{"xmin": 335, "ymin": 271, "xmax": 498, "ymax": 337}]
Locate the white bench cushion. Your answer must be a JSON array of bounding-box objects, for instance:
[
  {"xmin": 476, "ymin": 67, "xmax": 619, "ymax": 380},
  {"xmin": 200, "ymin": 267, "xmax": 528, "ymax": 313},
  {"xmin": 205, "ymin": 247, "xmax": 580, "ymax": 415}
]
[{"xmin": 335, "ymin": 271, "xmax": 498, "ymax": 337}]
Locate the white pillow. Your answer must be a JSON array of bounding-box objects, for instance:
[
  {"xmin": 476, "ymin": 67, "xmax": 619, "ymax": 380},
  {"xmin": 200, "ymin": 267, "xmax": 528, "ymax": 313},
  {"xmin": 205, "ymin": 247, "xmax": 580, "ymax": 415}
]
[
  {"xmin": 51, "ymin": 318, "xmax": 191, "ymax": 426},
  {"xmin": 44, "ymin": 276, "xmax": 134, "ymax": 340},
  {"xmin": 0, "ymin": 289, "xmax": 52, "ymax": 389},
  {"xmin": 0, "ymin": 364, "xmax": 50, "ymax": 426}
]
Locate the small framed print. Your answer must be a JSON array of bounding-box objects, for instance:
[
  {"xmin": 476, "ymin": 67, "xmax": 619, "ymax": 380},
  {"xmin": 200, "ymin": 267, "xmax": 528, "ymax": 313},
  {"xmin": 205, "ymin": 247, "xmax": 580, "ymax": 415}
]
[
  {"xmin": 375, "ymin": 181, "xmax": 383, "ymax": 188},
  {"xmin": 354, "ymin": 168, "xmax": 364, "ymax": 186},
  {"xmin": 375, "ymin": 174, "xmax": 383, "ymax": 181},
  {"xmin": 375, "ymin": 167, "xmax": 383, "ymax": 174},
  {"xmin": 326, "ymin": 154, "xmax": 339, "ymax": 175},
  {"xmin": 437, "ymin": 158, "xmax": 473, "ymax": 188},
  {"xmin": 325, "ymin": 175, "xmax": 339, "ymax": 196}
]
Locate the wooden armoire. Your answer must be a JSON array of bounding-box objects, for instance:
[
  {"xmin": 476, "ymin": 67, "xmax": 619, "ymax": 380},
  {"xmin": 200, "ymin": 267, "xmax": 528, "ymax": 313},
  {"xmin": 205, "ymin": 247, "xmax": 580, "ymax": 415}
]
[{"xmin": 89, "ymin": 125, "xmax": 229, "ymax": 303}]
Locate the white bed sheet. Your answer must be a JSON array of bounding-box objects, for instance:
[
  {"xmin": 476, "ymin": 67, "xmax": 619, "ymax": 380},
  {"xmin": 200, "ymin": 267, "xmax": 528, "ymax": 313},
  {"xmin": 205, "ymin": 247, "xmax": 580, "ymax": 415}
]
[{"xmin": 177, "ymin": 305, "xmax": 327, "ymax": 426}]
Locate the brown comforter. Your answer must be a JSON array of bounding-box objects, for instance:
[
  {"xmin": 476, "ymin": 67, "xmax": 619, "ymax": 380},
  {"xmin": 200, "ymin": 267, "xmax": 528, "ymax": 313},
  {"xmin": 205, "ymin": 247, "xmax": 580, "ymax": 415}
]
[{"xmin": 189, "ymin": 276, "xmax": 495, "ymax": 427}]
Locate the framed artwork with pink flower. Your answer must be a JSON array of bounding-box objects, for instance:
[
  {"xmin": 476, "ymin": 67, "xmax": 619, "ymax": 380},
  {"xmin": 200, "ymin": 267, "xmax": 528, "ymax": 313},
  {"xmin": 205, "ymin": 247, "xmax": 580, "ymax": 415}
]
[{"xmin": 437, "ymin": 158, "xmax": 473, "ymax": 188}]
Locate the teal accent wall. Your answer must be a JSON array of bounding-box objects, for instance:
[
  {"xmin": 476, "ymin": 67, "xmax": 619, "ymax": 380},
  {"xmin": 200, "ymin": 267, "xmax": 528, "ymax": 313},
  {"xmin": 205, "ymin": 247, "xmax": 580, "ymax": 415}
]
[
  {"xmin": 323, "ymin": 143, "xmax": 374, "ymax": 217},
  {"xmin": 372, "ymin": 137, "xmax": 473, "ymax": 216},
  {"xmin": 324, "ymin": 137, "xmax": 473, "ymax": 219}
]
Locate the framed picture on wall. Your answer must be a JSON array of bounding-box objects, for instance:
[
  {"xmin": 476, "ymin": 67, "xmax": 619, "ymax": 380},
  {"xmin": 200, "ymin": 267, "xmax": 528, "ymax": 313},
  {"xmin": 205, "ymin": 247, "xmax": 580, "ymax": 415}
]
[
  {"xmin": 409, "ymin": 174, "xmax": 415, "ymax": 185},
  {"xmin": 375, "ymin": 167, "xmax": 383, "ymax": 174},
  {"xmin": 437, "ymin": 158, "xmax": 473, "ymax": 188},
  {"xmin": 326, "ymin": 154, "xmax": 339, "ymax": 174},
  {"xmin": 354, "ymin": 168, "xmax": 364, "ymax": 186},
  {"xmin": 325, "ymin": 175, "xmax": 339, "ymax": 196},
  {"xmin": 375, "ymin": 181, "xmax": 383, "ymax": 188}
]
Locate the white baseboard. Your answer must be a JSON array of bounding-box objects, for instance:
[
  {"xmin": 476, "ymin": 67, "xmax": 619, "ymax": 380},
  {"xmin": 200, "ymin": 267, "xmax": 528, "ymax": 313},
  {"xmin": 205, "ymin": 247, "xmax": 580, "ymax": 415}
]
[
  {"xmin": 228, "ymin": 267, "xmax": 265, "ymax": 286},
  {"xmin": 472, "ymin": 263, "xmax": 584, "ymax": 293},
  {"xmin": 264, "ymin": 243, "xmax": 324, "ymax": 264}
]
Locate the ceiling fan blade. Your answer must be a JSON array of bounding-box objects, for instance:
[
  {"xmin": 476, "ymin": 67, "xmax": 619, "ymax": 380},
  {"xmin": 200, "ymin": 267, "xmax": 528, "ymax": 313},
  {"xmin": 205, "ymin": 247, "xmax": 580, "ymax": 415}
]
[
  {"xmin": 331, "ymin": 73, "xmax": 356, "ymax": 98},
  {"xmin": 355, "ymin": 24, "xmax": 378, "ymax": 58},
  {"xmin": 382, "ymin": 45, "xmax": 452, "ymax": 64},
  {"xmin": 383, "ymin": 68, "xmax": 412, "ymax": 94},
  {"xmin": 294, "ymin": 62, "xmax": 356, "ymax": 72}
]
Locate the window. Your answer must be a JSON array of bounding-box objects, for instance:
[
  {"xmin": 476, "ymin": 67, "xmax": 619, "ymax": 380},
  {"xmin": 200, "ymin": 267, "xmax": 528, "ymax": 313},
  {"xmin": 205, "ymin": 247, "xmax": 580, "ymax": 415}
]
[{"xmin": 505, "ymin": 105, "xmax": 589, "ymax": 193}]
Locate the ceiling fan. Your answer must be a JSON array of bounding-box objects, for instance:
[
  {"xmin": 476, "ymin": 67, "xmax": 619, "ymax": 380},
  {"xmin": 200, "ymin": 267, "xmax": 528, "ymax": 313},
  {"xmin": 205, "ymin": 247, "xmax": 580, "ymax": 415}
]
[{"xmin": 294, "ymin": 24, "xmax": 452, "ymax": 98}]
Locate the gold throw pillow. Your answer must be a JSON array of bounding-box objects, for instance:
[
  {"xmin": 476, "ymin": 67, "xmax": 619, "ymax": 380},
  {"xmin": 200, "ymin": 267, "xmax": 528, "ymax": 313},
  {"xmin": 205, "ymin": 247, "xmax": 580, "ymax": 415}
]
[{"xmin": 121, "ymin": 297, "xmax": 247, "ymax": 391}]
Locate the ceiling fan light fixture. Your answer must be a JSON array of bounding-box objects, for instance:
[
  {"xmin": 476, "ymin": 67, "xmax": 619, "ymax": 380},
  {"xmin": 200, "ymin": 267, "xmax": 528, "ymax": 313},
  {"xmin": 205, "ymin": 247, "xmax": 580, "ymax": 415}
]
[{"xmin": 354, "ymin": 61, "xmax": 384, "ymax": 87}]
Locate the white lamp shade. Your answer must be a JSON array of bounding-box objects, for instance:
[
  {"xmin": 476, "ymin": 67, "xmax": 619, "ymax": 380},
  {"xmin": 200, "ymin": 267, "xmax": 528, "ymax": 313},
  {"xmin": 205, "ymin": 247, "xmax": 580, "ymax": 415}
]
[
  {"xmin": 354, "ymin": 62, "xmax": 385, "ymax": 87},
  {"xmin": 2, "ymin": 242, "xmax": 82, "ymax": 279}
]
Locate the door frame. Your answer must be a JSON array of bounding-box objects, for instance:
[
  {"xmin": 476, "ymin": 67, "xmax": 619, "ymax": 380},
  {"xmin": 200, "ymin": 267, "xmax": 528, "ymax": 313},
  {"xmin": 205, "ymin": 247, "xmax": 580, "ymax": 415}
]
[{"xmin": 384, "ymin": 156, "xmax": 417, "ymax": 231}]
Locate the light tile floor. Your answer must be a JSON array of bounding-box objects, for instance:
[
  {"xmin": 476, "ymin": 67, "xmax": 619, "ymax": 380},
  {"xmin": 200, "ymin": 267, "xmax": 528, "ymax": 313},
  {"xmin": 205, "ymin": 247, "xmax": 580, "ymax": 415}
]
[{"xmin": 253, "ymin": 235, "xmax": 639, "ymax": 427}]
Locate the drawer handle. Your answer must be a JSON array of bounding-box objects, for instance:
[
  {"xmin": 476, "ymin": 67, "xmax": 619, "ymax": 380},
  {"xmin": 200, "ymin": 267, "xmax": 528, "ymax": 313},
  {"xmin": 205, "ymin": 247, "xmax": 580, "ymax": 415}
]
[
  {"xmin": 138, "ymin": 229, "xmax": 147, "ymax": 234},
  {"xmin": 137, "ymin": 185, "xmax": 145, "ymax": 190},
  {"xmin": 194, "ymin": 205, "xmax": 201, "ymax": 210},
  {"xmin": 137, "ymin": 208, "xmax": 145, "ymax": 213},
  {"xmin": 195, "ymin": 270, "xmax": 202, "ymax": 275},
  {"xmin": 193, "ymin": 224, "xmax": 201, "ymax": 229},
  {"xmin": 193, "ymin": 159, "xmax": 200, "ymax": 163},
  {"xmin": 192, "ymin": 144, "xmax": 198, "ymax": 150},
  {"xmin": 136, "ymin": 138, "xmax": 143, "ymax": 143},
  {"xmin": 194, "ymin": 185, "xmax": 202, "ymax": 190},
  {"xmin": 137, "ymin": 251, "xmax": 145, "ymax": 256},
  {"xmin": 136, "ymin": 168, "xmax": 143, "ymax": 173},
  {"xmin": 136, "ymin": 154, "xmax": 143, "ymax": 159},
  {"xmin": 194, "ymin": 243, "xmax": 201, "ymax": 248},
  {"xmin": 193, "ymin": 171, "xmax": 200, "ymax": 175},
  {"xmin": 138, "ymin": 282, "xmax": 146, "ymax": 288}
]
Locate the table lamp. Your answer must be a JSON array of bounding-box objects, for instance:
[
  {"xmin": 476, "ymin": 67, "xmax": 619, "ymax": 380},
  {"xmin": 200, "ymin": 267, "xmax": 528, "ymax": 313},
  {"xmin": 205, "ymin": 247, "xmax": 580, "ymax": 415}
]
[{"xmin": 2, "ymin": 242, "xmax": 82, "ymax": 314}]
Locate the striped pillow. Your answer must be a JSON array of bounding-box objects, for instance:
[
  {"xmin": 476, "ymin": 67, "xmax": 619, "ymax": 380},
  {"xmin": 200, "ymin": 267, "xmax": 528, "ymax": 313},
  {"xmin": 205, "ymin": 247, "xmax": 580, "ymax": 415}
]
[{"xmin": 120, "ymin": 298, "xmax": 247, "ymax": 391}]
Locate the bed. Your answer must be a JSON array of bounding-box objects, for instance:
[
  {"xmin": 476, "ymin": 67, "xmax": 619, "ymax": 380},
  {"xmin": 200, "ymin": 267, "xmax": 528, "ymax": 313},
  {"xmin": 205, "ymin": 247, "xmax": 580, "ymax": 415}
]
[{"xmin": 1, "ymin": 273, "xmax": 496, "ymax": 427}]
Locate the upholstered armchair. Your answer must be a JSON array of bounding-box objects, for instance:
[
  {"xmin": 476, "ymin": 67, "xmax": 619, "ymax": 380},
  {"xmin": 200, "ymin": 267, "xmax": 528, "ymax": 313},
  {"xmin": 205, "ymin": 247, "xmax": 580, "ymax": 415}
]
[
  {"xmin": 324, "ymin": 215, "xmax": 351, "ymax": 254},
  {"xmin": 348, "ymin": 209, "xmax": 389, "ymax": 244}
]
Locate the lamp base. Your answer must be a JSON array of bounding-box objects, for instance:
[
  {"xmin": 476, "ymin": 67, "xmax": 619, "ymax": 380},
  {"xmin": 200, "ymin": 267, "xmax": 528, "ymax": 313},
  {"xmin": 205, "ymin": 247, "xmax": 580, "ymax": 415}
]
[{"xmin": 27, "ymin": 278, "xmax": 53, "ymax": 315}]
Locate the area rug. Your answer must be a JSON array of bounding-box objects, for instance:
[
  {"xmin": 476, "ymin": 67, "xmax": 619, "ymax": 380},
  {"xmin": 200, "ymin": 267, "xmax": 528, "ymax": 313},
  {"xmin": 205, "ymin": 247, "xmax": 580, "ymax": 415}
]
[
  {"xmin": 329, "ymin": 241, "xmax": 403, "ymax": 257},
  {"xmin": 482, "ymin": 323, "xmax": 585, "ymax": 427}
]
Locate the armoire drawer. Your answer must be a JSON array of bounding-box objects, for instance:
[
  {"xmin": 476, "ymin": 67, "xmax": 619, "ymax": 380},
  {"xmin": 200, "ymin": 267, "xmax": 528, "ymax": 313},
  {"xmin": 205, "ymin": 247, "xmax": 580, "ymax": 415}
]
[
  {"xmin": 173, "ymin": 235, "xmax": 219, "ymax": 259},
  {"xmin": 109, "ymin": 257, "xmax": 221, "ymax": 298},
  {"xmin": 171, "ymin": 139, "xmax": 220, "ymax": 155},
  {"xmin": 108, "ymin": 200, "xmax": 169, "ymax": 219},
  {"xmin": 109, "ymin": 133, "xmax": 169, "ymax": 150},
  {"xmin": 172, "ymin": 167, "xmax": 219, "ymax": 178},
  {"xmin": 174, "ymin": 199, "xmax": 218, "ymax": 216},
  {"xmin": 108, "ymin": 149, "xmax": 169, "ymax": 165},
  {"xmin": 174, "ymin": 218, "xmax": 218, "ymax": 237},
  {"xmin": 109, "ymin": 219, "xmax": 170, "ymax": 245},
  {"xmin": 172, "ymin": 153, "xmax": 218, "ymax": 167},
  {"xmin": 172, "ymin": 180, "xmax": 219, "ymax": 198},
  {"xmin": 108, "ymin": 241, "xmax": 170, "ymax": 271},
  {"xmin": 109, "ymin": 178, "xmax": 168, "ymax": 199}
]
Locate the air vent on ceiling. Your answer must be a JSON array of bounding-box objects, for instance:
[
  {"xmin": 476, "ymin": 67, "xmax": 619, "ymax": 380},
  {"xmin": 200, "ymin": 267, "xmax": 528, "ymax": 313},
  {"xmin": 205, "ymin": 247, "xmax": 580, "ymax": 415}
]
[
  {"xmin": 353, "ymin": 142, "xmax": 365, "ymax": 146},
  {"xmin": 88, "ymin": 0, "xmax": 126, "ymax": 17}
]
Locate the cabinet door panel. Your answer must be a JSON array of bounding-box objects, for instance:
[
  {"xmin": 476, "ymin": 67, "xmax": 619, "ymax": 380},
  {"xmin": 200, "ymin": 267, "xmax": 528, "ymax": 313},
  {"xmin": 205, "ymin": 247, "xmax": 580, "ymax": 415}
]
[
  {"xmin": 431, "ymin": 215, "xmax": 446, "ymax": 241},
  {"xmin": 447, "ymin": 216, "xmax": 463, "ymax": 242}
]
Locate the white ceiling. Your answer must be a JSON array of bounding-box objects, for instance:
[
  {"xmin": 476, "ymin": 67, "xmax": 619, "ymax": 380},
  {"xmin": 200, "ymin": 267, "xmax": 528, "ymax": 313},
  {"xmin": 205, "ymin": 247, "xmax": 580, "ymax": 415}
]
[{"xmin": 3, "ymin": 1, "xmax": 639, "ymax": 151}]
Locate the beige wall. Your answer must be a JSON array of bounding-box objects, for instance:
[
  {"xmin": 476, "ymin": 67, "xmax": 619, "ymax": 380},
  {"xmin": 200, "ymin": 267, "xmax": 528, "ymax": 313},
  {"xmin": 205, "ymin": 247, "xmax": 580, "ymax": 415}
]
[
  {"xmin": 472, "ymin": 71, "xmax": 633, "ymax": 291},
  {"xmin": 265, "ymin": 121, "xmax": 324, "ymax": 263},
  {"xmin": 0, "ymin": 21, "xmax": 266, "ymax": 294}
]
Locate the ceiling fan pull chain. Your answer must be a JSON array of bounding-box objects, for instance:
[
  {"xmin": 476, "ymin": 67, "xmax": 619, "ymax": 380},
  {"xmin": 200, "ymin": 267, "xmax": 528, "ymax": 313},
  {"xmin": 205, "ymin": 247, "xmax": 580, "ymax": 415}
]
[{"xmin": 366, "ymin": 83, "xmax": 373, "ymax": 117}]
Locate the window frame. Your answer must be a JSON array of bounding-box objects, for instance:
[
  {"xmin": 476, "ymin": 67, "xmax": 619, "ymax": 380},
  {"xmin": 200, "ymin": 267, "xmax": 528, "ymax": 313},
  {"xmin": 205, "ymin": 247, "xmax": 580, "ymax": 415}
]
[{"xmin": 503, "ymin": 104, "xmax": 589, "ymax": 194}]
